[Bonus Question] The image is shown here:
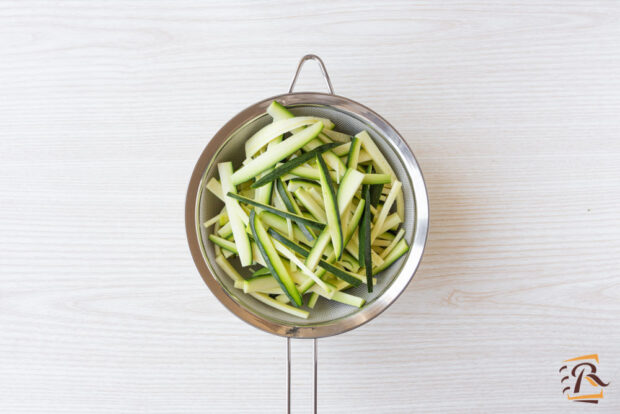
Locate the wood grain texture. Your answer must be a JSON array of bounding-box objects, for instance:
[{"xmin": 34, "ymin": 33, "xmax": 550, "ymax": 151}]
[{"xmin": 1, "ymin": 1, "xmax": 619, "ymax": 412}]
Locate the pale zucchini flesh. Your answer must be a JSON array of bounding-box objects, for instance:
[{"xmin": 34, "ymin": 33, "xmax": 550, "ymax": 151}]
[{"xmin": 209, "ymin": 100, "xmax": 411, "ymax": 319}]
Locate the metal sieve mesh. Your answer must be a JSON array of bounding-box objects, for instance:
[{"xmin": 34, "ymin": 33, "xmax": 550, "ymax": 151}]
[{"xmin": 197, "ymin": 104, "xmax": 417, "ymax": 328}]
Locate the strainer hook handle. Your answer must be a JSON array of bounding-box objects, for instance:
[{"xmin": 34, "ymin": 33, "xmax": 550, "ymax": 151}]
[
  {"xmin": 289, "ymin": 54, "xmax": 335, "ymax": 95},
  {"xmin": 287, "ymin": 337, "xmax": 318, "ymax": 413}
]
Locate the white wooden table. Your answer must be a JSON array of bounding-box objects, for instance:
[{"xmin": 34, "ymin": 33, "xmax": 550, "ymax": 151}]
[{"xmin": 1, "ymin": 1, "xmax": 619, "ymax": 413}]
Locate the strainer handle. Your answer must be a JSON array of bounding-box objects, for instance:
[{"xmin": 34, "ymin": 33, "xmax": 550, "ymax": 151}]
[
  {"xmin": 289, "ymin": 54, "xmax": 335, "ymax": 95},
  {"xmin": 287, "ymin": 337, "xmax": 318, "ymax": 413}
]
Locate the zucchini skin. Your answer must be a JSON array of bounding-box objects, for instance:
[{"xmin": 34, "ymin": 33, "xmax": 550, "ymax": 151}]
[
  {"xmin": 268, "ymin": 228, "xmax": 362, "ymax": 287},
  {"xmin": 252, "ymin": 142, "xmax": 343, "ymax": 188},
  {"xmin": 317, "ymin": 154, "xmax": 343, "ymax": 259},
  {"xmin": 362, "ymin": 184, "xmax": 373, "ymax": 292},
  {"xmin": 227, "ymin": 192, "xmax": 325, "ymax": 231},
  {"xmin": 249, "ymin": 210, "xmax": 303, "ymax": 307}
]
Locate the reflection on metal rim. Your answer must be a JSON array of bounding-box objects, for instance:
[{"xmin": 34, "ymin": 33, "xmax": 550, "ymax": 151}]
[{"xmin": 185, "ymin": 92, "xmax": 429, "ymax": 339}]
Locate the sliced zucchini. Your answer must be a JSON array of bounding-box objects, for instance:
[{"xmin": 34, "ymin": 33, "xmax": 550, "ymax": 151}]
[
  {"xmin": 227, "ymin": 192, "xmax": 325, "ymax": 231},
  {"xmin": 245, "ymin": 116, "xmax": 334, "ymax": 158},
  {"xmin": 331, "ymin": 291, "xmax": 365, "ymax": 308},
  {"xmin": 231, "ymin": 121, "xmax": 324, "ymax": 185},
  {"xmin": 288, "ymin": 165, "xmax": 338, "ymax": 182},
  {"xmin": 275, "ymin": 178, "xmax": 315, "ymax": 242},
  {"xmin": 380, "ymin": 228, "xmax": 405, "ymax": 259},
  {"xmin": 362, "ymin": 174, "xmax": 391, "ymax": 185},
  {"xmin": 249, "ymin": 210, "xmax": 302, "ymax": 307},
  {"xmin": 307, "ymin": 292, "xmax": 319, "ymax": 308},
  {"xmin": 373, "ymin": 239, "xmax": 410, "ymax": 275},
  {"xmin": 218, "ymin": 162, "xmax": 252, "ymax": 266},
  {"xmin": 249, "ymin": 292, "xmax": 309, "ymax": 319},
  {"xmin": 208, "ymin": 234, "xmax": 237, "ymax": 254},
  {"xmin": 215, "ymin": 255, "xmax": 244, "ymax": 283},
  {"xmin": 346, "ymin": 137, "xmax": 362, "ymax": 170},
  {"xmin": 269, "ymin": 228, "xmax": 362, "ymax": 287},
  {"xmin": 370, "ymin": 180, "xmax": 402, "ymax": 242},
  {"xmin": 356, "ymin": 130, "xmax": 404, "ymax": 219},
  {"xmin": 251, "ymin": 142, "xmax": 342, "ymax": 188},
  {"xmin": 258, "ymin": 211, "xmax": 313, "ymax": 246},
  {"xmin": 205, "ymin": 177, "xmax": 225, "ymax": 202},
  {"xmin": 268, "ymin": 101, "xmax": 345, "ymax": 178},
  {"xmin": 271, "ymin": 238, "xmax": 332, "ymax": 294},
  {"xmin": 217, "ymin": 221, "xmax": 232, "ymax": 238},
  {"xmin": 208, "ymin": 101, "xmax": 414, "ymax": 319},
  {"xmin": 305, "ymin": 168, "xmax": 364, "ymax": 270},
  {"xmin": 317, "ymin": 154, "xmax": 343, "ymax": 258},
  {"xmin": 321, "ymin": 128, "xmax": 352, "ymax": 143},
  {"xmin": 203, "ymin": 213, "xmax": 222, "ymax": 228},
  {"xmin": 286, "ymin": 178, "xmax": 321, "ymax": 193},
  {"xmin": 378, "ymin": 213, "xmax": 402, "ymax": 234},
  {"xmin": 361, "ymin": 184, "xmax": 373, "ymax": 291},
  {"xmin": 251, "ymin": 267, "xmax": 271, "ymax": 277},
  {"xmin": 293, "ymin": 188, "xmax": 327, "ymax": 222},
  {"xmin": 242, "ymin": 275, "xmax": 280, "ymax": 293},
  {"xmin": 332, "ymin": 141, "xmax": 352, "ymax": 157}
]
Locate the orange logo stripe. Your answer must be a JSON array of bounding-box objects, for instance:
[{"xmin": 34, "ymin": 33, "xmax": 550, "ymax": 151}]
[
  {"xmin": 564, "ymin": 354, "xmax": 599, "ymax": 364},
  {"xmin": 567, "ymin": 390, "xmax": 604, "ymax": 401}
]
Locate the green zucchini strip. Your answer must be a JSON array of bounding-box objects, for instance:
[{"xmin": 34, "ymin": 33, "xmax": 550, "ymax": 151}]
[
  {"xmin": 250, "ymin": 242, "xmax": 267, "ymax": 267},
  {"xmin": 231, "ymin": 121, "xmax": 323, "ymax": 185},
  {"xmin": 271, "ymin": 238, "xmax": 333, "ymax": 294},
  {"xmin": 269, "ymin": 228, "xmax": 362, "ymax": 287},
  {"xmin": 208, "ymin": 234, "xmax": 237, "ymax": 254},
  {"xmin": 361, "ymin": 184, "xmax": 373, "ymax": 292},
  {"xmin": 253, "ymin": 135, "xmax": 282, "ymax": 208},
  {"xmin": 215, "ymin": 255, "xmax": 244, "ymax": 283},
  {"xmin": 293, "ymin": 188, "xmax": 327, "ymax": 222},
  {"xmin": 286, "ymin": 178, "xmax": 321, "ymax": 193},
  {"xmin": 373, "ymin": 239, "xmax": 410, "ymax": 275},
  {"xmin": 251, "ymin": 267, "xmax": 271, "ymax": 277},
  {"xmin": 362, "ymin": 174, "xmax": 392, "ymax": 185},
  {"xmin": 245, "ymin": 116, "xmax": 334, "ymax": 158},
  {"xmin": 218, "ymin": 162, "xmax": 252, "ymax": 266},
  {"xmin": 217, "ymin": 221, "xmax": 232, "ymax": 238},
  {"xmin": 346, "ymin": 136, "xmax": 362, "ymax": 170},
  {"xmin": 258, "ymin": 211, "xmax": 313, "ymax": 246},
  {"xmin": 369, "ymin": 182, "xmax": 384, "ymax": 208},
  {"xmin": 227, "ymin": 192, "xmax": 325, "ymax": 230},
  {"xmin": 288, "ymin": 165, "xmax": 338, "ymax": 182},
  {"xmin": 249, "ymin": 292, "xmax": 309, "ymax": 319},
  {"xmin": 268, "ymin": 101, "xmax": 346, "ymax": 178},
  {"xmin": 332, "ymin": 141, "xmax": 352, "ymax": 157},
  {"xmin": 251, "ymin": 142, "xmax": 342, "ymax": 188},
  {"xmin": 205, "ymin": 177, "xmax": 225, "ymax": 202},
  {"xmin": 305, "ymin": 169, "xmax": 364, "ymax": 271},
  {"xmin": 378, "ymin": 213, "xmax": 402, "ymax": 234},
  {"xmin": 356, "ymin": 130, "xmax": 404, "ymax": 219},
  {"xmin": 380, "ymin": 228, "xmax": 406, "ymax": 259},
  {"xmin": 321, "ymin": 127, "xmax": 352, "ymax": 143},
  {"xmin": 242, "ymin": 275, "xmax": 280, "ymax": 293},
  {"xmin": 203, "ymin": 213, "xmax": 222, "ymax": 228},
  {"xmin": 275, "ymin": 178, "xmax": 316, "ymax": 242},
  {"xmin": 317, "ymin": 154, "xmax": 343, "ymax": 259},
  {"xmin": 249, "ymin": 210, "xmax": 302, "ymax": 307},
  {"xmin": 307, "ymin": 292, "xmax": 320, "ymax": 308},
  {"xmin": 370, "ymin": 180, "xmax": 402, "ymax": 242}
]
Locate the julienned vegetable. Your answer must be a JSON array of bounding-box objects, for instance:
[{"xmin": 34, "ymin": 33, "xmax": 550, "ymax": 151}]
[{"xmin": 205, "ymin": 101, "xmax": 410, "ymax": 319}]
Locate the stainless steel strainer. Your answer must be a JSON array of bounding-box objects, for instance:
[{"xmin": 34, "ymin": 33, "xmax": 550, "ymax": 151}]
[{"xmin": 185, "ymin": 55, "xmax": 429, "ymax": 412}]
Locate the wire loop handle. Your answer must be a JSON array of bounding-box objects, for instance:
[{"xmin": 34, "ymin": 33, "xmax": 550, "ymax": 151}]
[
  {"xmin": 287, "ymin": 337, "xmax": 317, "ymax": 413},
  {"xmin": 289, "ymin": 54, "xmax": 335, "ymax": 95}
]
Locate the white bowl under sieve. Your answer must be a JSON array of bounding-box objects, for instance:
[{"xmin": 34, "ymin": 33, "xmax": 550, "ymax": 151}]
[{"xmin": 185, "ymin": 55, "xmax": 429, "ymax": 412}]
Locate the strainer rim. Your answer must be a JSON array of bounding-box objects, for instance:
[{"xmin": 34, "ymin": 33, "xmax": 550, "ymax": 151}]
[{"xmin": 185, "ymin": 92, "xmax": 429, "ymax": 338}]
